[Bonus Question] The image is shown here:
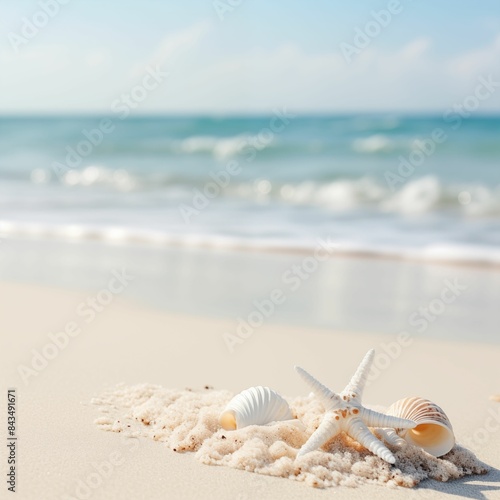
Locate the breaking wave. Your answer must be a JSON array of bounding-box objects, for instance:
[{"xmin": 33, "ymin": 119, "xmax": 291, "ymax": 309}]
[{"xmin": 26, "ymin": 166, "xmax": 500, "ymax": 216}]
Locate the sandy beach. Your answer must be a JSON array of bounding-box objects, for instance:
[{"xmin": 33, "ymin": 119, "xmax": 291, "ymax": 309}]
[
  {"xmin": 1, "ymin": 281, "xmax": 499, "ymax": 499},
  {"xmin": 3, "ymin": 2, "xmax": 500, "ymax": 498}
]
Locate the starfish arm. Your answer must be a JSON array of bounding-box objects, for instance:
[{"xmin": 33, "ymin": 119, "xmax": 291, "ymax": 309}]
[
  {"xmin": 375, "ymin": 428, "xmax": 407, "ymax": 447},
  {"xmin": 342, "ymin": 349, "xmax": 374, "ymax": 400},
  {"xmin": 346, "ymin": 418, "xmax": 396, "ymax": 464},
  {"xmin": 296, "ymin": 413, "xmax": 341, "ymax": 458},
  {"xmin": 360, "ymin": 407, "xmax": 416, "ymax": 430},
  {"xmin": 295, "ymin": 366, "xmax": 342, "ymax": 411}
]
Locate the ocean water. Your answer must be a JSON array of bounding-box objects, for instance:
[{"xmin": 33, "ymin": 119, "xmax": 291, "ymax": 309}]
[{"xmin": 1, "ymin": 115, "xmax": 499, "ymax": 264}]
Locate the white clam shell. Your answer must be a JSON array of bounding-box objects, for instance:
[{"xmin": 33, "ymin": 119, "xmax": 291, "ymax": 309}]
[
  {"xmin": 219, "ymin": 386, "xmax": 293, "ymax": 430},
  {"xmin": 387, "ymin": 397, "xmax": 455, "ymax": 457}
]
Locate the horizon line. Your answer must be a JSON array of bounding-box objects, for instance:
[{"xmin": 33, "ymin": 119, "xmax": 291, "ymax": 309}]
[{"xmin": 2, "ymin": 111, "xmax": 500, "ymax": 119}]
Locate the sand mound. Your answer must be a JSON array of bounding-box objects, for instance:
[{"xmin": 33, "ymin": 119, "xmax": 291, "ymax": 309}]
[{"xmin": 92, "ymin": 384, "xmax": 488, "ymax": 489}]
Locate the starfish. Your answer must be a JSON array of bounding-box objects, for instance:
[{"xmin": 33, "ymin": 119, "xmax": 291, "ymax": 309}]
[{"xmin": 295, "ymin": 349, "xmax": 416, "ymax": 464}]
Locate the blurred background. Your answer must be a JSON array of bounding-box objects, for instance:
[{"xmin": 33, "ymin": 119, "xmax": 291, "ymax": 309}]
[{"xmin": 1, "ymin": 0, "xmax": 499, "ymax": 341}]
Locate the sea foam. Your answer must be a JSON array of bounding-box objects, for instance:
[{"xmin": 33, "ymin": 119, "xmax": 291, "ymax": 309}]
[{"xmin": 92, "ymin": 384, "xmax": 488, "ymax": 489}]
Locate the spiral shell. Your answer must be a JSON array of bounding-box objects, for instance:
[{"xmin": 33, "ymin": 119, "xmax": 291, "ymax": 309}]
[
  {"xmin": 387, "ymin": 397, "xmax": 455, "ymax": 457},
  {"xmin": 219, "ymin": 386, "xmax": 293, "ymax": 430}
]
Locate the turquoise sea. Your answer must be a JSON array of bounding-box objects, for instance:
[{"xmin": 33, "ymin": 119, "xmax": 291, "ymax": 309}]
[{"xmin": 1, "ymin": 114, "xmax": 499, "ymax": 264}]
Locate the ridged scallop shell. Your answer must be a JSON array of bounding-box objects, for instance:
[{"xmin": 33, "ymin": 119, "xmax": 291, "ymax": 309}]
[
  {"xmin": 387, "ymin": 397, "xmax": 455, "ymax": 457},
  {"xmin": 219, "ymin": 386, "xmax": 293, "ymax": 430}
]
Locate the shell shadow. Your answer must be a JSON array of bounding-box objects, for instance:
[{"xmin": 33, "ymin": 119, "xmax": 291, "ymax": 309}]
[{"xmin": 417, "ymin": 464, "xmax": 500, "ymax": 500}]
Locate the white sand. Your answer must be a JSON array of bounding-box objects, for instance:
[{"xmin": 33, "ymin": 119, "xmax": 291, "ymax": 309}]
[
  {"xmin": 1, "ymin": 282, "xmax": 500, "ymax": 499},
  {"xmin": 93, "ymin": 384, "xmax": 486, "ymax": 488}
]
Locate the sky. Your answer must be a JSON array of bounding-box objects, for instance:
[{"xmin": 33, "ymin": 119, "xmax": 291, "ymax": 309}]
[{"xmin": 1, "ymin": 0, "xmax": 500, "ymax": 114}]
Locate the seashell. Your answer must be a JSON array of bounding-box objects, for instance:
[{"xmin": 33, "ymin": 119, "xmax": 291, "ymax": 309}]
[
  {"xmin": 386, "ymin": 397, "xmax": 455, "ymax": 457},
  {"xmin": 219, "ymin": 386, "xmax": 293, "ymax": 430}
]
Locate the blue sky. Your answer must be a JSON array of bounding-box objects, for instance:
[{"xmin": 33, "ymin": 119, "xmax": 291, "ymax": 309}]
[{"xmin": 1, "ymin": 0, "xmax": 500, "ymax": 114}]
